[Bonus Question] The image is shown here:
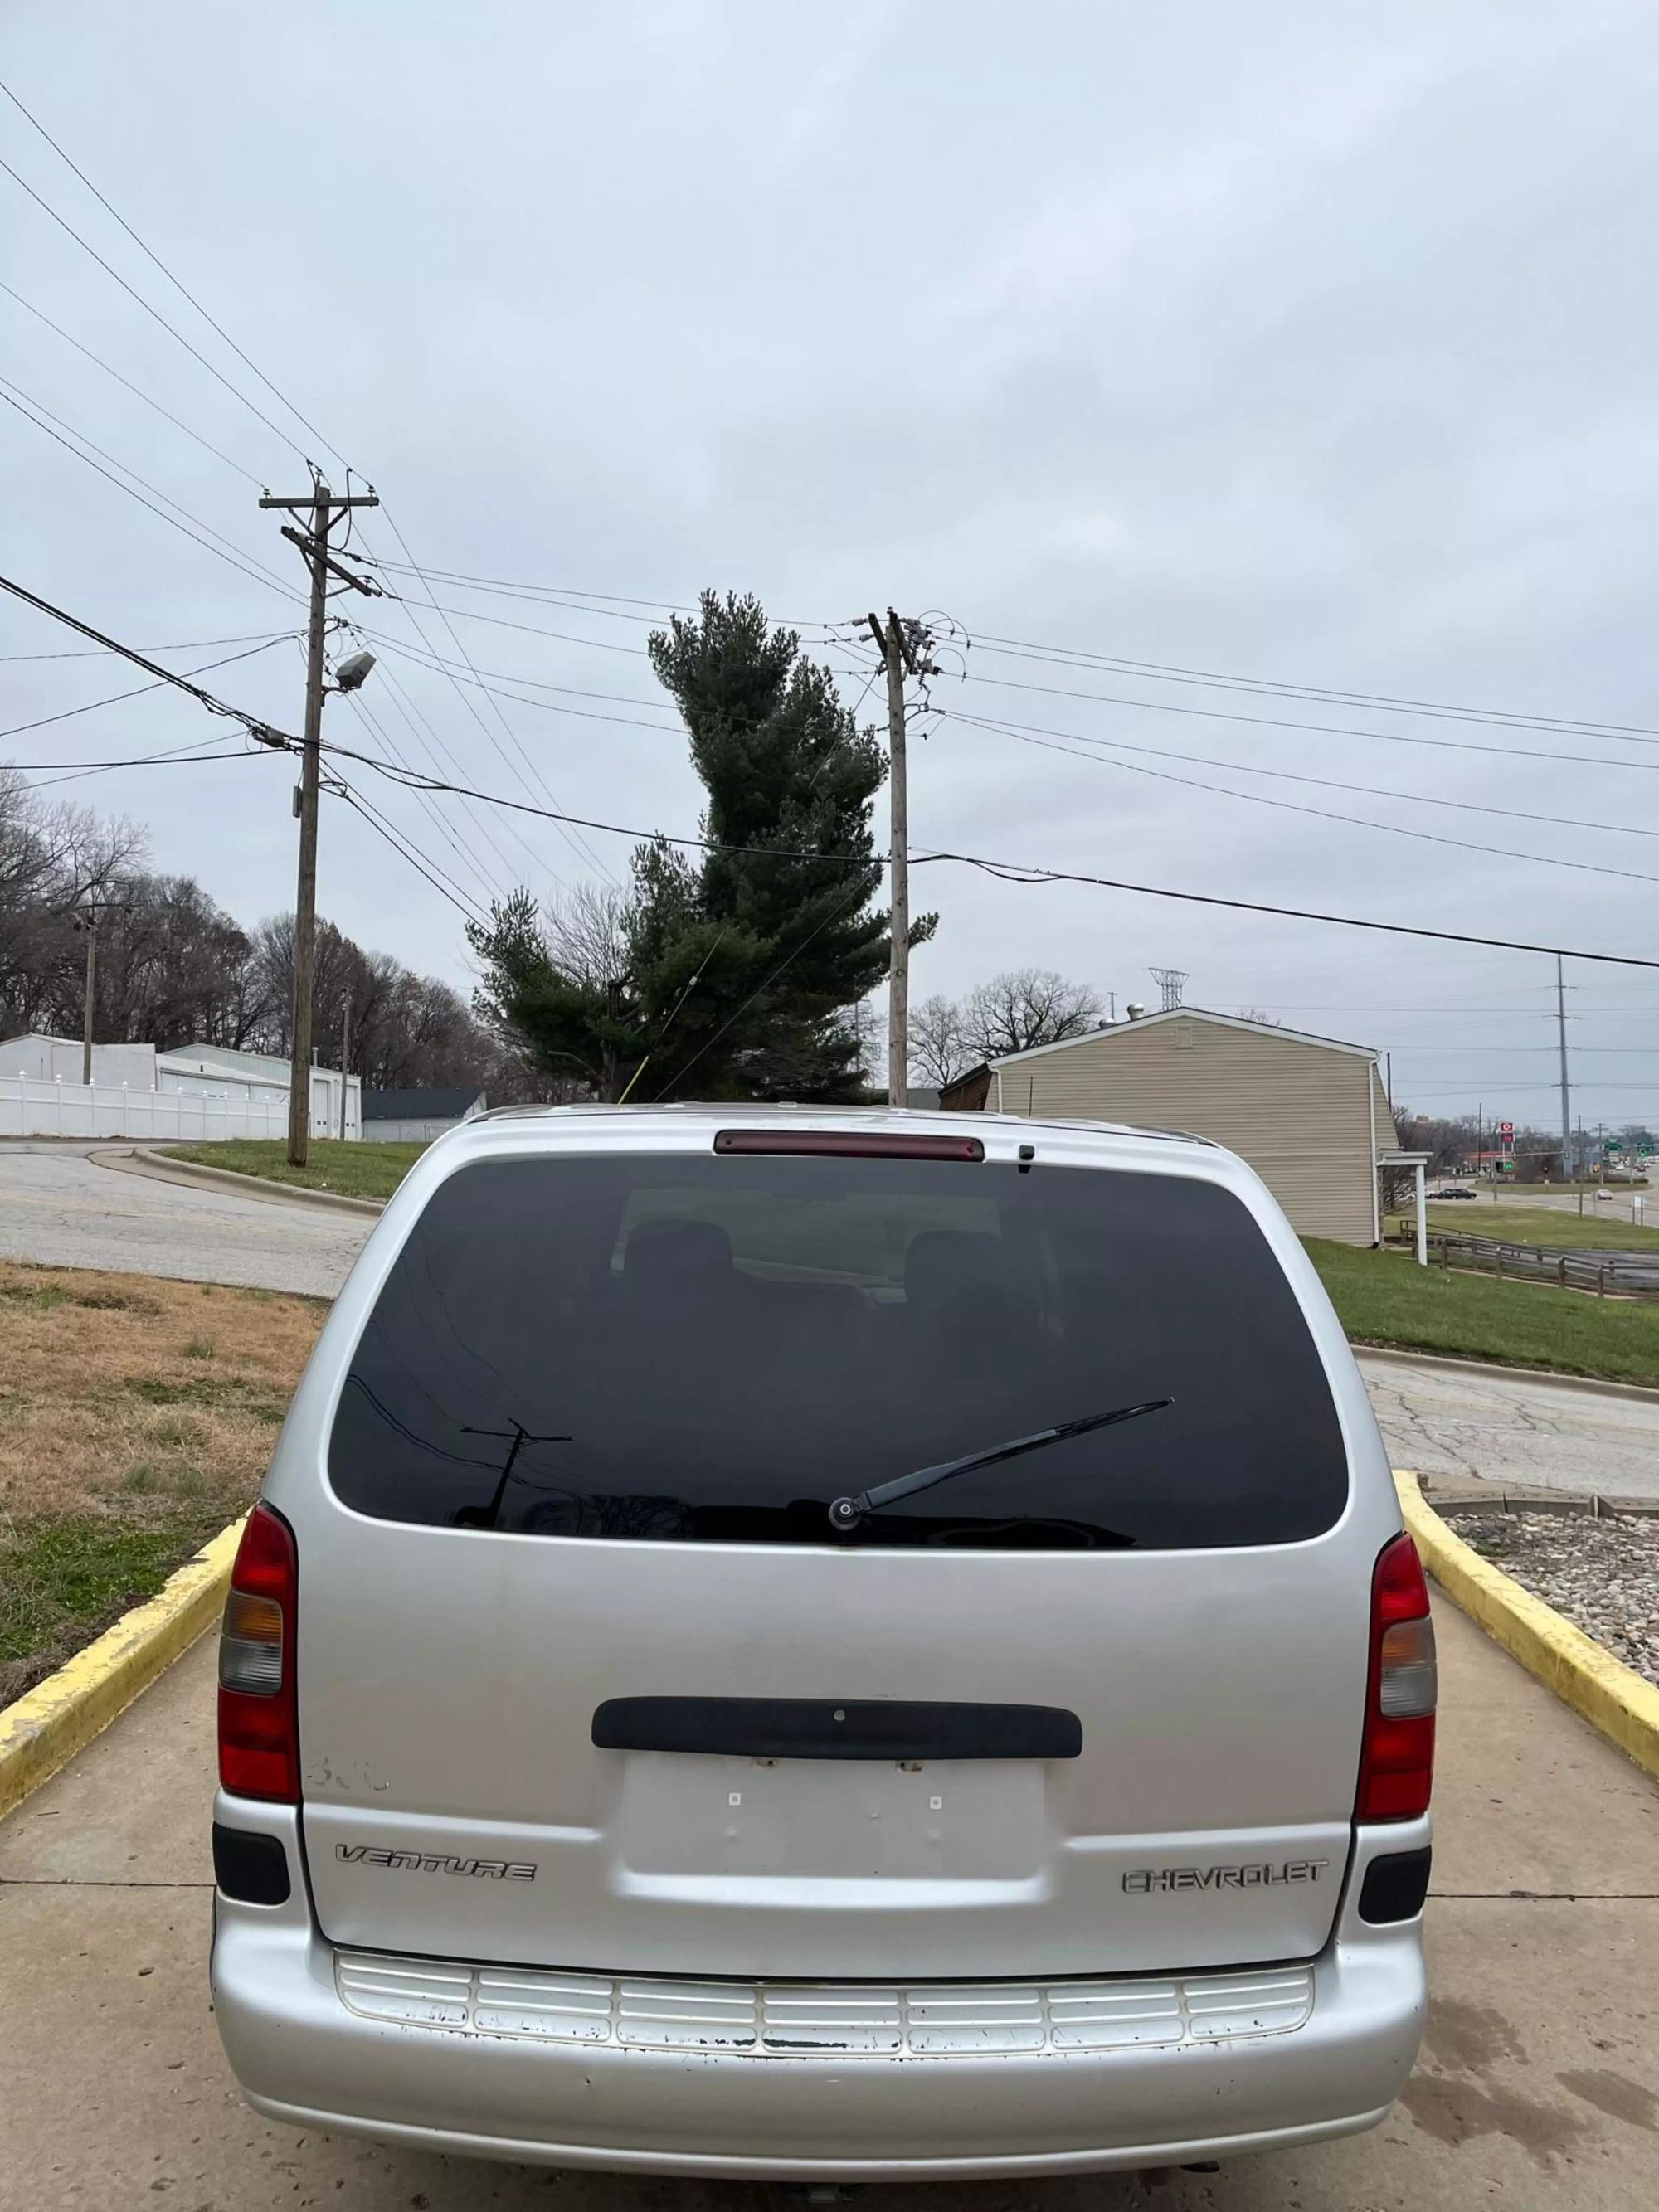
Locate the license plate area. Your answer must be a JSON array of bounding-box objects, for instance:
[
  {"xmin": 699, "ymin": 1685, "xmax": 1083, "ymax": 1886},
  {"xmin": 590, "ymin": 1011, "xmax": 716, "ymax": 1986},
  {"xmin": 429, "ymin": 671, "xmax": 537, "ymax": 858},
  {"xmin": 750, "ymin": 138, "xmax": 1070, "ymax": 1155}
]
[{"xmin": 613, "ymin": 1753, "xmax": 1048, "ymax": 1881}]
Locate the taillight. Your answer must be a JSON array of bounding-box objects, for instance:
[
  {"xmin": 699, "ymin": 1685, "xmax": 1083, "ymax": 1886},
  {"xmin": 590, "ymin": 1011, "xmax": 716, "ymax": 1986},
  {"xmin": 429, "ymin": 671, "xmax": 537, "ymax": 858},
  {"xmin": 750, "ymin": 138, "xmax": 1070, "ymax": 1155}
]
[
  {"xmin": 1356, "ymin": 1532, "xmax": 1437, "ymax": 1822},
  {"xmin": 217, "ymin": 1504, "xmax": 299, "ymax": 1803}
]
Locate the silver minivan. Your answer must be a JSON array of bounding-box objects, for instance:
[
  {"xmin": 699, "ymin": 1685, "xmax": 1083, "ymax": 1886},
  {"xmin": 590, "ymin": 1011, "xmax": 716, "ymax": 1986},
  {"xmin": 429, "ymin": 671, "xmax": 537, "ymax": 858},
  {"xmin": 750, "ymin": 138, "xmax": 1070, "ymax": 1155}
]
[{"xmin": 210, "ymin": 1106, "xmax": 1434, "ymax": 2182}]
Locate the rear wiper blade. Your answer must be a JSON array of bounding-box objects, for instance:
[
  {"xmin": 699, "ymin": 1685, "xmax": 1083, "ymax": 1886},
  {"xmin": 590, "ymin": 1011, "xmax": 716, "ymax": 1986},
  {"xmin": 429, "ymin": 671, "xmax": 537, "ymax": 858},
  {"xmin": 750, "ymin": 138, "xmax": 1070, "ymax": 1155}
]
[{"xmin": 828, "ymin": 1399, "xmax": 1173, "ymax": 1534}]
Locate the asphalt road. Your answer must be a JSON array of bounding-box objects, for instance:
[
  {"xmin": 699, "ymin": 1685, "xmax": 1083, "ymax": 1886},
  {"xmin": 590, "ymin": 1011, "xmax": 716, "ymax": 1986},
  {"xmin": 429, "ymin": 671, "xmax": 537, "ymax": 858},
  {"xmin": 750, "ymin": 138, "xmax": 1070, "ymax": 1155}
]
[
  {"xmin": 5, "ymin": 1148, "xmax": 1659, "ymax": 1500},
  {"xmin": 0, "ymin": 1145, "xmax": 363, "ymax": 1300},
  {"xmin": 1358, "ymin": 1354, "xmax": 1659, "ymax": 1504},
  {"xmin": 5, "ymin": 1600, "xmax": 1656, "ymax": 2208}
]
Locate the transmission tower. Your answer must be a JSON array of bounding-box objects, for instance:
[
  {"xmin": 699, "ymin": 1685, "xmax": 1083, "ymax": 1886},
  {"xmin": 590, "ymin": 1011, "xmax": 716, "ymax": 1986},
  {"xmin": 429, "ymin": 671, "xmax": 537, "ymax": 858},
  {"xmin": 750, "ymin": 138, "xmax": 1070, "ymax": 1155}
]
[{"xmin": 1150, "ymin": 967, "xmax": 1190, "ymax": 1013}]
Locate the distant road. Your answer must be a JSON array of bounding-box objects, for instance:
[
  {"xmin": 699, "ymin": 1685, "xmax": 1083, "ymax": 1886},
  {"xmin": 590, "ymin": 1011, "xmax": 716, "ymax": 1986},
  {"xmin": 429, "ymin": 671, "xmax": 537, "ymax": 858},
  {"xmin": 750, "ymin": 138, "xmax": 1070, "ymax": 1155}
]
[
  {"xmin": 1463, "ymin": 1188, "xmax": 1655, "ymax": 1229},
  {"xmin": 0, "ymin": 1145, "xmax": 367, "ymax": 1299}
]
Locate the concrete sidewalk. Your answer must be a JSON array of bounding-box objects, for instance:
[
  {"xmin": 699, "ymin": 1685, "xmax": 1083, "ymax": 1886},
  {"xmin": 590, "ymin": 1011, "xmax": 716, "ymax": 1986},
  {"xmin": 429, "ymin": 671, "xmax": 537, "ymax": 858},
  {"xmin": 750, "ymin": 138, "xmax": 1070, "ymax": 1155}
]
[{"xmin": 2, "ymin": 1604, "xmax": 1655, "ymax": 2209}]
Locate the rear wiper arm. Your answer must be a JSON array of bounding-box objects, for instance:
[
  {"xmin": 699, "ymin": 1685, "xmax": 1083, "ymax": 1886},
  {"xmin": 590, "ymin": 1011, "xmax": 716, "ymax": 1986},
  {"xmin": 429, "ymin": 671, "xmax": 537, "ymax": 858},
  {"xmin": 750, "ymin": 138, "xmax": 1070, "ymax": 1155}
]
[{"xmin": 828, "ymin": 1399, "xmax": 1173, "ymax": 1534}]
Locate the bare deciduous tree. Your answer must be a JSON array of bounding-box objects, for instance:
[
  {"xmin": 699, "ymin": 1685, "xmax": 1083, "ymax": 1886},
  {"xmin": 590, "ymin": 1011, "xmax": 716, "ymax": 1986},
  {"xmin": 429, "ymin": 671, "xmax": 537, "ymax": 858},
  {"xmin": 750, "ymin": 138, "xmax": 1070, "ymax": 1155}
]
[
  {"xmin": 961, "ymin": 968, "xmax": 1103, "ymax": 1059},
  {"xmin": 908, "ymin": 993, "xmax": 972, "ymax": 1090},
  {"xmin": 543, "ymin": 882, "xmax": 633, "ymax": 993}
]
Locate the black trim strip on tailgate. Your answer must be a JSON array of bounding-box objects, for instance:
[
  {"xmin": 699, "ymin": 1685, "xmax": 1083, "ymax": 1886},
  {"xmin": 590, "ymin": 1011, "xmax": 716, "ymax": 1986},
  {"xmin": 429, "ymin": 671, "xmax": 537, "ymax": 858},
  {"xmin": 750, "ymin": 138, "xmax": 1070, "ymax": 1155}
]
[{"xmin": 591, "ymin": 1697, "xmax": 1082, "ymax": 1761}]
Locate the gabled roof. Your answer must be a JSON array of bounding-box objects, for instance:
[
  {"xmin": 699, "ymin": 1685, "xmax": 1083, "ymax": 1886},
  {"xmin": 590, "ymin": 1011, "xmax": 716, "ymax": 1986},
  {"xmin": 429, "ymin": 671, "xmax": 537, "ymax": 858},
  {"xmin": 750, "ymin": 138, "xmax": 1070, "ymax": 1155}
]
[
  {"xmin": 362, "ymin": 1085, "xmax": 485, "ymax": 1121},
  {"xmin": 987, "ymin": 1005, "xmax": 1378, "ymax": 1068}
]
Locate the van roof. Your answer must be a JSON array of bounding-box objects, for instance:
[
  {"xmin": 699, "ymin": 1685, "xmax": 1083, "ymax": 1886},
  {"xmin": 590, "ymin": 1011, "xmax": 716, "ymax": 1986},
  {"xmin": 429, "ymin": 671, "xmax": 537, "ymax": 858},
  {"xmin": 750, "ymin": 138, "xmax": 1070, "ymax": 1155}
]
[{"xmin": 466, "ymin": 1101, "xmax": 1213, "ymax": 1150}]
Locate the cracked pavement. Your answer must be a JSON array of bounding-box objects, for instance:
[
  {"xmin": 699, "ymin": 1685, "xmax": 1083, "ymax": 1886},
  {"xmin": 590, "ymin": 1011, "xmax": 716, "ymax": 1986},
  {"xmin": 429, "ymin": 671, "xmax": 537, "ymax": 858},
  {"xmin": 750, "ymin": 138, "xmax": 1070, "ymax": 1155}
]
[{"xmin": 1358, "ymin": 1355, "xmax": 1659, "ymax": 1503}]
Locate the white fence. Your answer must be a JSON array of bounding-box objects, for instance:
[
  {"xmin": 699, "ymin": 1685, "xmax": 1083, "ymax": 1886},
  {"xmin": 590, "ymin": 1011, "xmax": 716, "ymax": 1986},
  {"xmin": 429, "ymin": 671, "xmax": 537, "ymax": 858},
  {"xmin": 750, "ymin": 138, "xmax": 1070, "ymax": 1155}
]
[{"xmin": 1, "ymin": 1075, "xmax": 289, "ymax": 1143}]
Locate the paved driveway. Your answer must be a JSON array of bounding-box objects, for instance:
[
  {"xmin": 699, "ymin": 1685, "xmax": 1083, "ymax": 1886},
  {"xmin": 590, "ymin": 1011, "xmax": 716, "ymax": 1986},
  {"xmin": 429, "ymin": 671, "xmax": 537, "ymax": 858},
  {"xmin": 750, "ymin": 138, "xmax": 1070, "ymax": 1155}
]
[
  {"xmin": 2, "ymin": 1601, "xmax": 1655, "ymax": 2208},
  {"xmin": 0, "ymin": 1146, "xmax": 366, "ymax": 1299}
]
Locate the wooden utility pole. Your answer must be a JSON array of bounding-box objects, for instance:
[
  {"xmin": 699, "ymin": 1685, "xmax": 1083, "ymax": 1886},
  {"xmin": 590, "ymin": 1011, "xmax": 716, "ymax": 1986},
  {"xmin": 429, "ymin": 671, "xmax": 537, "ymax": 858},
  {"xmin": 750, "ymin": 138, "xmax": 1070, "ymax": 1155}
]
[
  {"xmin": 339, "ymin": 990, "xmax": 353, "ymax": 1139},
  {"xmin": 868, "ymin": 609, "xmax": 934, "ymax": 1109},
  {"xmin": 72, "ymin": 897, "xmax": 126, "ymax": 1086},
  {"xmin": 80, "ymin": 912, "xmax": 98, "ymax": 1087},
  {"xmin": 259, "ymin": 478, "xmax": 378, "ymax": 1164}
]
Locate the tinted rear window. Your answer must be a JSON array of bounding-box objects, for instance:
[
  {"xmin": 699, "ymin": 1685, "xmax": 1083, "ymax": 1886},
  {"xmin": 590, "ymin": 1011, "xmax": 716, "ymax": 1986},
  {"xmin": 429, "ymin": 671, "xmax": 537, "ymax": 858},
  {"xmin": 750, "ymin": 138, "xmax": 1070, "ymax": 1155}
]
[{"xmin": 328, "ymin": 1154, "xmax": 1348, "ymax": 1549}]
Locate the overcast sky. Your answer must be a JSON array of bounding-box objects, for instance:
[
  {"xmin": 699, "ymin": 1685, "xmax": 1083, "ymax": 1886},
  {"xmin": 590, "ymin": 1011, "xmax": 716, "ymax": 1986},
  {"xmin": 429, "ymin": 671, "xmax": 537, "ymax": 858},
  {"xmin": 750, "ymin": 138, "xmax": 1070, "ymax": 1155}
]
[{"xmin": 6, "ymin": 1, "xmax": 1659, "ymax": 1129}]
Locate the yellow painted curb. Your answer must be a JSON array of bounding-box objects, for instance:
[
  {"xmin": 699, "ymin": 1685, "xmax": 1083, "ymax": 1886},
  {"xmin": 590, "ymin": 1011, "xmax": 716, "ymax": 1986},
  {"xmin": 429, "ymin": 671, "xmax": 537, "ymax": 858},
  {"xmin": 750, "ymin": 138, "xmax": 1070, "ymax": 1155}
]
[
  {"xmin": 1396, "ymin": 1470, "xmax": 1659, "ymax": 1786},
  {"xmin": 0, "ymin": 1515, "xmax": 245, "ymax": 1822}
]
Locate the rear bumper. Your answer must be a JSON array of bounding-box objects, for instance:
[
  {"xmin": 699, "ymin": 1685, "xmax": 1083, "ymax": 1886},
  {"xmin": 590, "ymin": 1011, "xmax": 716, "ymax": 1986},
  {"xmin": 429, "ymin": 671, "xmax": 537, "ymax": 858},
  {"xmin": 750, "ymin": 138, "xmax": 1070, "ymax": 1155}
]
[{"xmin": 211, "ymin": 1818, "xmax": 1428, "ymax": 2180}]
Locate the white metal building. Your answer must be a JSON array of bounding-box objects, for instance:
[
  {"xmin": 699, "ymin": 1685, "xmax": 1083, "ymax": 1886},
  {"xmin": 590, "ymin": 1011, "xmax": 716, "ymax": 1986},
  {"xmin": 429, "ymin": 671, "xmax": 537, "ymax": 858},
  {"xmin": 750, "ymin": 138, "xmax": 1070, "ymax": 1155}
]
[{"xmin": 0, "ymin": 1033, "xmax": 360, "ymax": 1142}]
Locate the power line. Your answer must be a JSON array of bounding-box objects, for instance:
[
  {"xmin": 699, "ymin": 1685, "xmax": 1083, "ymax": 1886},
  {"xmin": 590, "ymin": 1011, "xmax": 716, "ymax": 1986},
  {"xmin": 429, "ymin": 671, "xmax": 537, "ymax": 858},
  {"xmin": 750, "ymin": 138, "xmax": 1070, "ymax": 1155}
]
[
  {"xmin": 0, "ymin": 570, "xmax": 291, "ymax": 746},
  {"xmin": 0, "ymin": 634, "xmax": 293, "ymax": 742},
  {"xmin": 352, "ymin": 631, "xmax": 684, "ymax": 736},
  {"xmin": 0, "ymin": 144, "xmax": 310, "ymax": 466},
  {"xmin": 353, "ymin": 557, "xmax": 691, "ymax": 615},
  {"xmin": 334, "ymin": 780, "xmax": 486, "ymax": 922},
  {"xmin": 294, "ymin": 724, "xmax": 1659, "ymax": 971},
  {"xmin": 377, "ymin": 518, "xmax": 620, "ymax": 881},
  {"xmin": 351, "ymin": 644, "xmax": 537, "ymax": 895},
  {"xmin": 382, "ymin": 586, "xmax": 1652, "ymax": 746},
  {"xmin": 958, "ymin": 630, "xmax": 1659, "ymax": 743},
  {"xmin": 0, "ymin": 379, "xmax": 299, "ymax": 601},
  {"xmin": 17, "ymin": 732, "xmax": 264, "ymax": 785},
  {"xmin": 342, "ymin": 686, "xmax": 512, "ymax": 908},
  {"xmin": 651, "ymin": 892, "xmax": 865, "ymax": 1101},
  {"xmin": 379, "ymin": 589, "xmax": 654, "ymax": 659},
  {"xmin": 908, "ymin": 845, "xmax": 1659, "ymax": 974},
  {"xmin": 1404, "ymin": 1082, "xmax": 1659, "ymax": 1096},
  {"xmin": 0, "ymin": 76, "xmax": 353, "ymax": 471},
  {"xmin": 939, "ymin": 665, "xmax": 1659, "ymax": 776},
  {"xmin": 947, "ymin": 707, "xmax": 1659, "ymax": 844},
  {"xmin": 951, "ymin": 709, "xmax": 1659, "ymax": 891},
  {"xmin": 0, "ymin": 275, "xmax": 265, "ymax": 487},
  {"xmin": 348, "ymin": 623, "xmax": 678, "ymax": 718},
  {"xmin": 11, "ymin": 571, "xmax": 1659, "ymax": 977},
  {"xmin": 0, "ymin": 630, "xmax": 290, "ymax": 664}
]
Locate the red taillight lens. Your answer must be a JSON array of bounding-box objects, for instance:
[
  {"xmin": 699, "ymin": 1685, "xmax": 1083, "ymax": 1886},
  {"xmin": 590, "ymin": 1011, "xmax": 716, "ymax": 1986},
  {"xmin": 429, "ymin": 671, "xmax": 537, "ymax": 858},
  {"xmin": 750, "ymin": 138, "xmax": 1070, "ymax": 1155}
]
[
  {"xmin": 1357, "ymin": 1532, "xmax": 1437, "ymax": 1822},
  {"xmin": 217, "ymin": 1504, "xmax": 299, "ymax": 1803}
]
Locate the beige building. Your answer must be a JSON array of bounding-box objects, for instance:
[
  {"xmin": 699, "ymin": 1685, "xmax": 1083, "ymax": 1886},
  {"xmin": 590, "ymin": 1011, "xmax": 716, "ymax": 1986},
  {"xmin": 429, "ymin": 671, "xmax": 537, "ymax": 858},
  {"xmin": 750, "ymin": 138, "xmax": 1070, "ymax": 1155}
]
[{"xmin": 942, "ymin": 1008, "xmax": 1401, "ymax": 1246}]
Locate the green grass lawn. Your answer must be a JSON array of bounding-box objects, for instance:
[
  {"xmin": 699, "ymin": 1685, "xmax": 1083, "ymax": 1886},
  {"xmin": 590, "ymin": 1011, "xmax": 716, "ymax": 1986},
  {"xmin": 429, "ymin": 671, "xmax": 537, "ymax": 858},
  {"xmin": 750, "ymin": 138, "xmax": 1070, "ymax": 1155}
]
[
  {"xmin": 1389, "ymin": 1203, "xmax": 1659, "ymax": 1252},
  {"xmin": 1306, "ymin": 1237, "xmax": 1659, "ymax": 1387},
  {"xmin": 166, "ymin": 1137, "xmax": 424, "ymax": 1201}
]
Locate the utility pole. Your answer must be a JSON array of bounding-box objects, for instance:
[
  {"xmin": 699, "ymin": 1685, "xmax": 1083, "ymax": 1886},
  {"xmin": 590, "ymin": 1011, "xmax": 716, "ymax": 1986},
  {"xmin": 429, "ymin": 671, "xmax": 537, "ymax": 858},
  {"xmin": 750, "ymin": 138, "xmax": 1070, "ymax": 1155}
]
[
  {"xmin": 1555, "ymin": 954, "xmax": 1572, "ymax": 1194},
  {"xmin": 339, "ymin": 990, "xmax": 353, "ymax": 1140},
  {"xmin": 1578, "ymin": 1115, "xmax": 1585, "ymax": 1218},
  {"xmin": 867, "ymin": 609, "xmax": 935, "ymax": 1107},
  {"xmin": 71, "ymin": 897, "xmax": 126, "ymax": 1085},
  {"xmin": 259, "ymin": 475, "xmax": 378, "ymax": 1164},
  {"xmin": 80, "ymin": 912, "xmax": 98, "ymax": 1086}
]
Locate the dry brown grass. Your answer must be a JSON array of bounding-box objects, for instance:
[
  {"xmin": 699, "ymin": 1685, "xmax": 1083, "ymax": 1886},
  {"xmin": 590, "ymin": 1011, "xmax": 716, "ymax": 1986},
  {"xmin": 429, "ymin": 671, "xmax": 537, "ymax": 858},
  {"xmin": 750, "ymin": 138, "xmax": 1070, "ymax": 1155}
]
[{"xmin": 0, "ymin": 1260, "xmax": 324, "ymax": 1703}]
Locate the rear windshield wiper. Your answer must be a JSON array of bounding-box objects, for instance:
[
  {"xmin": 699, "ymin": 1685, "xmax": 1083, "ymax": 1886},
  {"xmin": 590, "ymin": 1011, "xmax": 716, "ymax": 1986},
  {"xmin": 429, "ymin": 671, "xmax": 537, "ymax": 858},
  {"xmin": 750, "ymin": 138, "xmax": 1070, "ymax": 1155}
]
[{"xmin": 828, "ymin": 1399, "xmax": 1173, "ymax": 1534}]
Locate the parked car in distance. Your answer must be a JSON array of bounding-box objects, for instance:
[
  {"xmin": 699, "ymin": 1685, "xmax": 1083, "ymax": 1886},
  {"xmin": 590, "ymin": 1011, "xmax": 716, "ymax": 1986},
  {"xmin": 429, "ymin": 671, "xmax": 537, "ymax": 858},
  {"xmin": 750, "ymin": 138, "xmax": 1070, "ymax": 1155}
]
[
  {"xmin": 210, "ymin": 1106, "xmax": 1434, "ymax": 2183},
  {"xmin": 1430, "ymin": 1186, "xmax": 1477, "ymax": 1200}
]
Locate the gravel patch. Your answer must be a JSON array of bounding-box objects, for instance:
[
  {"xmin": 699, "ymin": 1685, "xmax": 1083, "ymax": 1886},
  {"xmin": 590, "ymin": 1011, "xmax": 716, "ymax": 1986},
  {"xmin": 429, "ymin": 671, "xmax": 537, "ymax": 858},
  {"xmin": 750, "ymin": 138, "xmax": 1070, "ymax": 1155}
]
[{"xmin": 1443, "ymin": 1509, "xmax": 1659, "ymax": 1689}]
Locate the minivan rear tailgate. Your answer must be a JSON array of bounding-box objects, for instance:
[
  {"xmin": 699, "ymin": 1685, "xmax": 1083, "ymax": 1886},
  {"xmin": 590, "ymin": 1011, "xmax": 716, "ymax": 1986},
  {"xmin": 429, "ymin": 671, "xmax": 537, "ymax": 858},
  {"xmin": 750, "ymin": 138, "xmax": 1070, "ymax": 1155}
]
[{"xmin": 297, "ymin": 1516, "xmax": 1363, "ymax": 1980}]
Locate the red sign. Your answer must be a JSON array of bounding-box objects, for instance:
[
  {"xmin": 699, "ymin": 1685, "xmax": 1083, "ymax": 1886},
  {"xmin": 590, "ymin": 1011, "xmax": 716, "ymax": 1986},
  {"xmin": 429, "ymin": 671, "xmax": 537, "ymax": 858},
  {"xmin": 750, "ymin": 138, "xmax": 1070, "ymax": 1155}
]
[{"xmin": 1498, "ymin": 1121, "xmax": 1515, "ymax": 1135}]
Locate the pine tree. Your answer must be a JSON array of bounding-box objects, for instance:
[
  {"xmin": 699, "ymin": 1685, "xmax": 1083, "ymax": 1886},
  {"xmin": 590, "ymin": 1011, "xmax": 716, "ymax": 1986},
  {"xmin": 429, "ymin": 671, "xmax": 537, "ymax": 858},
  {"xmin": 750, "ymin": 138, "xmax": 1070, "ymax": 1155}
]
[{"xmin": 467, "ymin": 591, "xmax": 916, "ymax": 1102}]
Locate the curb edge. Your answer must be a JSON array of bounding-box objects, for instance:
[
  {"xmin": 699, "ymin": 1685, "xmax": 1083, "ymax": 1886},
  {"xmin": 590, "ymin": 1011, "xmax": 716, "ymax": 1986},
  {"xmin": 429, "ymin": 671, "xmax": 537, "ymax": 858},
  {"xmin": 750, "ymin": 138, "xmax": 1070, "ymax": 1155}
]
[
  {"xmin": 1360, "ymin": 1342, "xmax": 1659, "ymax": 1406},
  {"xmin": 0, "ymin": 1516, "xmax": 244, "ymax": 1823},
  {"xmin": 1395, "ymin": 1468, "xmax": 1659, "ymax": 1785},
  {"xmin": 106, "ymin": 1147, "xmax": 385, "ymax": 1217}
]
